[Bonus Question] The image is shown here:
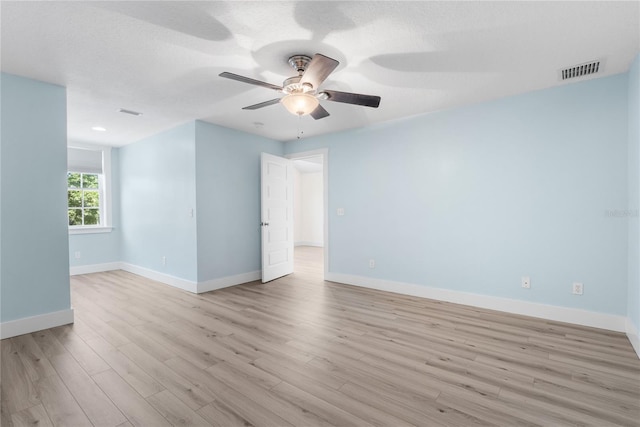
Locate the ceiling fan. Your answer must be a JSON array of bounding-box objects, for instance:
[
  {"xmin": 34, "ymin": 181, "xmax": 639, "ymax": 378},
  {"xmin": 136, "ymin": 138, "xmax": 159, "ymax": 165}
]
[{"xmin": 219, "ymin": 53, "xmax": 381, "ymax": 119}]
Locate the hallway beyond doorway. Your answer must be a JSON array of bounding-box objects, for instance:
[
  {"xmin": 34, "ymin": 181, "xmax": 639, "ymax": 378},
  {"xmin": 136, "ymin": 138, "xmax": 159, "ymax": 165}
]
[{"xmin": 293, "ymin": 245, "xmax": 323, "ymax": 278}]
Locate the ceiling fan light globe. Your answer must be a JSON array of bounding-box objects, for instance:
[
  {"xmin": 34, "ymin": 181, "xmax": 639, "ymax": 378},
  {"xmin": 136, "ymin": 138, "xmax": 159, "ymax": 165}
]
[{"xmin": 281, "ymin": 93, "xmax": 319, "ymax": 116}]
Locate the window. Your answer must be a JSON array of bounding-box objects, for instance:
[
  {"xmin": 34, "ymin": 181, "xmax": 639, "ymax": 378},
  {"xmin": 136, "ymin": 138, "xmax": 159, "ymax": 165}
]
[
  {"xmin": 67, "ymin": 145, "xmax": 112, "ymax": 233},
  {"xmin": 67, "ymin": 172, "xmax": 102, "ymax": 225}
]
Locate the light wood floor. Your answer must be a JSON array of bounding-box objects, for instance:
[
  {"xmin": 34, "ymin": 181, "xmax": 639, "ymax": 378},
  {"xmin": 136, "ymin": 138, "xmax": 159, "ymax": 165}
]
[{"xmin": 2, "ymin": 246, "xmax": 639, "ymax": 426}]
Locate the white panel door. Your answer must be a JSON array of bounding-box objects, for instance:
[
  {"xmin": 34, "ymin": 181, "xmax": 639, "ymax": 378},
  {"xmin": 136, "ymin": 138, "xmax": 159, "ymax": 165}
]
[{"xmin": 261, "ymin": 153, "xmax": 294, "ymax": 283}]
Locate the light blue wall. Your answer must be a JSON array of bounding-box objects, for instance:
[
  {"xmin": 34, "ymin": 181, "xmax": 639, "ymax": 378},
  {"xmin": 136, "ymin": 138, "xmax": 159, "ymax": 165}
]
[
  {"xmin": 119, "ymin": 122, "xmax": 198, "ymax": 281},
  {"xmin": 628, "ymin": 54, "xmax": 640, "ymax": 331},
  {"xmin": 68, "ymin": 148, "xmax": 121, "ymax": 267},
  {"xmin": 106, "ymin": 120, "xmax": 283, "ymax": 283},
  {"xmin": 0, "ymin": 73, "xmax": 71, "ymax": 322},
  {"xmin": 194, "ymin": 121, "xmax": 283, "ymax": 282},
  {"xmin": 285, "ymin": 74, "xmax": 629, "ymax": 315}
]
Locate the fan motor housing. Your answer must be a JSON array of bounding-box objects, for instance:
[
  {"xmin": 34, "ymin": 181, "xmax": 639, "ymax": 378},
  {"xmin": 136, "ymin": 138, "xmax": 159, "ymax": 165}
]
[{"xmin": 282, "ymin": 75, "xmax": 314, "ymax": 94}]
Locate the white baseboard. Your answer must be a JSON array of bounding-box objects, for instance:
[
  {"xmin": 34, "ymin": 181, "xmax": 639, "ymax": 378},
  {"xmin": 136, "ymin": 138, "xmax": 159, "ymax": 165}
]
[
  {"xmin": 119, "ymin": 263, "xmax": 259, "ymax": 294},
  {"xmin": 70, "ymin": 262, "xmax": 121, "ymax": 276},
  {"xmin": 120, "ymin": 263, "xmax": 198, "ymax": 293},
  {"xmin": 295, "ymin": 241, "xmax": 323, "ymax": 247},
  {"xmin": 626, "ymin": 318, "xmax": 640, "ymax": 359},
  {"xmin": 198, "ymin": 271, "xmax": 261, "ymax": 293},
  {"xmin": 1, "ymin": 308, "xmax": 74, "ymax": 339},
  {"xmin": 70, "ymin": 261, "xmax": 260, "ymax": 295},
  {"xmin": 326, "ymin": 273, "xmax": 627, "ymax": 333}
]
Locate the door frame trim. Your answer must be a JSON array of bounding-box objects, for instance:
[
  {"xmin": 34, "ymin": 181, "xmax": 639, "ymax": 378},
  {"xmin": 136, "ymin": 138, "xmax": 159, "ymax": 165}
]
[{"xmin": 287, "ymin": 148, "xmax": 329, "ymax": 280}]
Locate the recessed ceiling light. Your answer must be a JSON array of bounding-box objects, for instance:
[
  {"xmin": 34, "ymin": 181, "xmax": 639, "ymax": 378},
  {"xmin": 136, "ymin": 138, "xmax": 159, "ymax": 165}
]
[{"xmin": 91, "ymin": 126, "xmax": 106, "ymax": 132}]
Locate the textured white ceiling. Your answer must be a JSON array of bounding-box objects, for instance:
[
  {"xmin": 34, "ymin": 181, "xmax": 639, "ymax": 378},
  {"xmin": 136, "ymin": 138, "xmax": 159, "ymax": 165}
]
[{"xmin": 1, "ymin": 1, "xmax": 638, "ymax": 146}]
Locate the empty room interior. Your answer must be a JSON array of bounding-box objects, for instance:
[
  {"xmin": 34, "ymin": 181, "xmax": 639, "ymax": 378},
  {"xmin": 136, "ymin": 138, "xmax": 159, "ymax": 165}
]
[{"xmin": 1, "ymin": 1, "xmax": 640, "ymax": 426}]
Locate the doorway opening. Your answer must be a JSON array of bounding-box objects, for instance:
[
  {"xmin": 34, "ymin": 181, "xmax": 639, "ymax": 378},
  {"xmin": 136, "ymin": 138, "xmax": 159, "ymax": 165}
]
[{"xmin": 288, "ymin": 149, "xmax": 328, "ymax": 279}]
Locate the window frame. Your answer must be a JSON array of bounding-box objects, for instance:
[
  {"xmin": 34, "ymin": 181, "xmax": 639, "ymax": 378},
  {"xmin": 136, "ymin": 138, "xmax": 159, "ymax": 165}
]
[
  {"xmin": 67, "ymin": 172, "xmax": 103, "ymax": 226},
  {"xmin": 68, "ymin": 144, "xmax": 113, "ymax": 235}
]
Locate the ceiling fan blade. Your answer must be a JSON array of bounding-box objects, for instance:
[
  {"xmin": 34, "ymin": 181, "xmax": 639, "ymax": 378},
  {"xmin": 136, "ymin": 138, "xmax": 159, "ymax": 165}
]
[
  {"xmin": 310, "ymin": 104, "xmax": 330, "ymax": 120},
  {"xmin": 300, "ymin": 54, "xmax": 339, "ymax": 90},
  {"xmin": 322, "ymin": 90, "xmax": 381, "ymax": 108},
  {"xmin": 219, "ymin": 72, "xmax": 282, "ymax": 92},
  {"xmin": 242, "ymin": 98, "xmax": 281, "ymax": 110}
]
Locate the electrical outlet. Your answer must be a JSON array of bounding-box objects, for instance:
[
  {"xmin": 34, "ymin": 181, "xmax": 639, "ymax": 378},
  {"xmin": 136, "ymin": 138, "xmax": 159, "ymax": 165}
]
[
  {"xmin": 572, "ymin": 282, "xmax": 583, "ymax": 295},
  {"xmin": 369, "ymin": 259, "xmax": 375, "ymax": 268},
  {"xmin": 162, "ymin": 256, "xmax": 167, "ymax": 266},
  {"xmin": 337, "ymin": 208, "xmax": 345, "ymax": 216},
  {"xmin": 74, "ymin": 251, "xmax": 81, "ymax": 259},
  {"xmin": 521, "ymin": 276, "xmax": 530, "ymax": 289}
]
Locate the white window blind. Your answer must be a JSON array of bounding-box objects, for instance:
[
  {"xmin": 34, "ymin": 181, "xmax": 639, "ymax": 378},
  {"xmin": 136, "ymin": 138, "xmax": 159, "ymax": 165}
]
[{"xmin": 67, "ymin": 147, "xmax": 103, "ymax": 174}]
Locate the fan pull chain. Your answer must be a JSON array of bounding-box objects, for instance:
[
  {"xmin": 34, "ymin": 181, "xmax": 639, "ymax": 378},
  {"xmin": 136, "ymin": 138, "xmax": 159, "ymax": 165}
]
[{"xmin": 297, "ymin": 115, "xmax": 304, "ymax": 140}]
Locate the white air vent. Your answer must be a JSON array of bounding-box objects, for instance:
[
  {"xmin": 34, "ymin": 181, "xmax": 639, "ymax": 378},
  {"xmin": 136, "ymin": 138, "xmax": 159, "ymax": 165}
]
[
  {"xmin": 559, "ymin": 60, "xmax": 601, "ymax": 81},
  {"xmin": 118, "ymin": 108, "xmax": 143, "ymax": 116}
]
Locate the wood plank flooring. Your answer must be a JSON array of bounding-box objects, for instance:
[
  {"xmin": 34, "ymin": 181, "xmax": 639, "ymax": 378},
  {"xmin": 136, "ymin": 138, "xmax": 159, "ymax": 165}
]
[{"xmin": 2, "ymin": 246, "xmax": 639, "ymax": 426}]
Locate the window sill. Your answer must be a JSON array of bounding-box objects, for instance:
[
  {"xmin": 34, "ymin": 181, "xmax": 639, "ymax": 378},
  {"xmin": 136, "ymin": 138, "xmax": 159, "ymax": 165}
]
[{"xmin": 69, "ymin": 226, "xmax": 113, "ymax": 235}]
